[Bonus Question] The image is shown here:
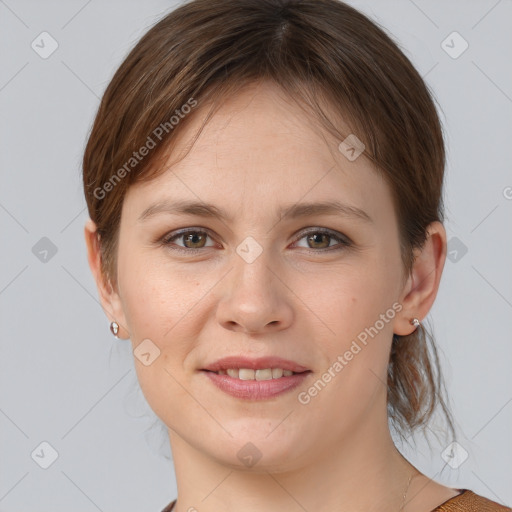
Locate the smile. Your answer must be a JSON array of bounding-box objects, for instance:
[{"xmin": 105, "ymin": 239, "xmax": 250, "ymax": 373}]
[
  {"xmin": 210, "ymin": 368, "xmax": 298, "ymax": 380},
  {"xmin": 201, "ymin": 369, "xmax": 311, "ymax": 399}
]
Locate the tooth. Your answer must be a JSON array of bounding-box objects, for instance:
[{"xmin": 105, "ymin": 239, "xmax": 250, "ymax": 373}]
[
  {"xmin": 255, "ymin": 369, "xmax": 273, "ymax": 381},
  {"xmin": 238, "ymin": 369, "xmax": 255, "ymax": 380},
  {"xmin": 220, "ymin": 368, "xmax": 296, "ymax": 379},
  {"xmin": 272, "ymin": 368, "xmax": 284, "ymax": 378}
]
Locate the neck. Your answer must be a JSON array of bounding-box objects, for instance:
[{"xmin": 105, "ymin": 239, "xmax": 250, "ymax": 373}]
[{"xmin": 168, "ymin": 401, "xmax": 419, "ymax": 512}]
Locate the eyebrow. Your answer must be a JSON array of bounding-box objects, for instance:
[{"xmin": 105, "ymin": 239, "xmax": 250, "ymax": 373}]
[{"xmin": 137, "ymin": 199, "xmax": 373, "ymax": 224}]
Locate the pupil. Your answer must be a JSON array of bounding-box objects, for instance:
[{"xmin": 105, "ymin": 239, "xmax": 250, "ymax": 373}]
[
  {"xmin": 310, "ymin": 233, "xmax": 328, "ymax": 248},
  {"xmin": 186, "ymin": 233, "xmax": 203, "ymax": 247}
]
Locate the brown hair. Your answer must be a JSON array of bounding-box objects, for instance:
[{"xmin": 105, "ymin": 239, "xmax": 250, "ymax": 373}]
[{"xmin": 83, "ymin": 0, "xmax": 456, "ymax": 444}]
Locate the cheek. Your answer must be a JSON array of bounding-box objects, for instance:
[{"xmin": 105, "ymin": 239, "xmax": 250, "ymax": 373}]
[
  {"xmin": 314, "ymin": 255, "xmax": 400, "ymax": 370},
  {"xmin": 120, "ymin": 266, "xmax": 169, "ymax": 337},
  {"xmin": 117, "ymin": 245, "xmax": 201, "ymax": 340},
  {"xmin": 118, "ymin": 257, "xmax": 204, "ymax": 421},
  {"xmin": 324, "ymin": 258, "xmax": 395, "ymax": 324}
]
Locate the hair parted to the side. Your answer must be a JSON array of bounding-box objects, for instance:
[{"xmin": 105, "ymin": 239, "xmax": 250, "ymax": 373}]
[{"xmin": 82, "ymin": 0, "xmax": 457, "ymax": 445}]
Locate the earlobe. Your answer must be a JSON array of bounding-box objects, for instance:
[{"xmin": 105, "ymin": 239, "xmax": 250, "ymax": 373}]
[
  {"xmin": 393, "ymin": 221, "xmax": 447, "ymax": 336},
  {"xmin": 84, "ymin": 219, "xmax": 130, "ymax": 339}
]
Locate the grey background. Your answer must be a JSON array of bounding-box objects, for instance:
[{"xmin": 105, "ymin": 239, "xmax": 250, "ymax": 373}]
[{"xmin": 1, "ymin": 0, "xmax": 511, "ymax": 511}]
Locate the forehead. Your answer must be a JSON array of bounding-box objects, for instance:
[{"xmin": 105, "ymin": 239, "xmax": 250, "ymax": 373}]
[
  {"xmin": 123, "ymin": 81, "xmax": 393, "ymax": 225},
  {"xmin": 170, "ymin": 81, "xmax": 345, "ymax": 167}
]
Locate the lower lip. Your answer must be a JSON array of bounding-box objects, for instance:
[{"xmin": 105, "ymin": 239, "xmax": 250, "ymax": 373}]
[{"xmin": 201, "ymin": 370, "xmax": 311, "ymax": 400}]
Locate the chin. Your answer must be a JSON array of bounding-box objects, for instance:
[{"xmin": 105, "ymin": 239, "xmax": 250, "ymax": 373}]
[{"xmin": 207, "ymin": 430, "xmax": 305, "ymax": 472}]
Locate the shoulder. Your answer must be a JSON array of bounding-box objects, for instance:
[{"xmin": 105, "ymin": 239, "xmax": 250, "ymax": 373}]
[
  {"xmin": 161, "ymin": 498, "xmax": 176, "ymax": 512},
  {"xmin": 432, "ymin": 489, "xmax": 512, "ymax": 511},
  {"xmin": 160, "ymin": 492, "xmax": 512, "ymax": 512}
]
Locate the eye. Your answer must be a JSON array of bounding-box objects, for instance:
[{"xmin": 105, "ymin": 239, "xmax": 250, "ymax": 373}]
[
  {"xmin": 159, "ymin": 227, "xmax": 352, "ymax": 254},
  {"xmin": 161, "ymin": 229, "xmax": 216, "ymax": 253},
  {"xmin": 293, "ymin": 228, "xmax": 352, "ymax": 251}
]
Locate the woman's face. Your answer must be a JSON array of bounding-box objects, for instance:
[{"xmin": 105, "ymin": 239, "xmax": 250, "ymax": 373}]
[{"xmin": 104, "ymin": 81, "xmax": 417, "ymax": 469}]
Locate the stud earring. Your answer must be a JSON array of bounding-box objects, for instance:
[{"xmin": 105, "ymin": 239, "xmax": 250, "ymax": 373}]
[
  {"xmin": 110, "ymin": 321, "xmax": 119, "ymax": 338},
  {"xmin": 410, "ymin": 318, "xmax": 420, "ymax": 328}
]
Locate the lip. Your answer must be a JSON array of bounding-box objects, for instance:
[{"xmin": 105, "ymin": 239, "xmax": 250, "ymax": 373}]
[
  {"xmin": 200, "ymin": 356, "xmax": 311, "ymax": 400},
  {"xmin": 201, "ymin": 356, "xmax": 310, "ymax": 373},
  {"xmin": 202, "ymin": 370, "xmax": 311, "ymax": 400}
]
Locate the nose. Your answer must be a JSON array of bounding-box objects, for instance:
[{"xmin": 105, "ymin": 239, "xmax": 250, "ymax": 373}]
[{"xmin": 215, "ymin": 248, "xmax": 294, "ymax": 334}]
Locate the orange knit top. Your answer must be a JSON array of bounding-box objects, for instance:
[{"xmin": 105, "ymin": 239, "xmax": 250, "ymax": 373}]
[{"xmin": 160, "ymin": 489, "xmax": 512, "ymax": 511}]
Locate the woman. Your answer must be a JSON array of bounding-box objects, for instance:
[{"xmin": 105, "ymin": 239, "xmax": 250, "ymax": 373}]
[{"xmin": 82, "ymin": 1, "xmax": 511, "ymax": 511}]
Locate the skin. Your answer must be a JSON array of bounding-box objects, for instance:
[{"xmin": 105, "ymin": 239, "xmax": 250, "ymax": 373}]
[{"xmin": 85, "ymin": 81, "xmax": 460, "ymax": 512}]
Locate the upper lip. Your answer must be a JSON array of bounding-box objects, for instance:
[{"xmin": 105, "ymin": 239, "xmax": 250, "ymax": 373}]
[{"xmin": 202, "ymin": 356, "xmax": 310, "ymax": 373}]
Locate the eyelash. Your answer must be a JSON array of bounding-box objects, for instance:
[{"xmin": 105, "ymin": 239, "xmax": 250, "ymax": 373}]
[{"xmin": 159, "ymin": 227, "xmax": 352, "ymax": 254}]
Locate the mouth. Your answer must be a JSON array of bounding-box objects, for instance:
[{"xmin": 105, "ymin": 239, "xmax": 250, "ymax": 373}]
[
  {"xmin": 200, "ymin": 356, "xmax": 312, "ymax": 400},
  {"xmin": 201, "ymin": 355, "xmax": 310, "ymax": 374},
  {"xmin": 202, "ymin": 368, "xmax": 309, "ymax": 380}
]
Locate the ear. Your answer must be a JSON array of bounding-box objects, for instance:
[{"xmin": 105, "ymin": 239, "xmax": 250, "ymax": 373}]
[
  {"xmin": 84, "ymin": 218, "xmax": 130, "ymax": 339},
  {"xmin": 393, "ymin": 221, "xmax": 447, "ymax": 336}
]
